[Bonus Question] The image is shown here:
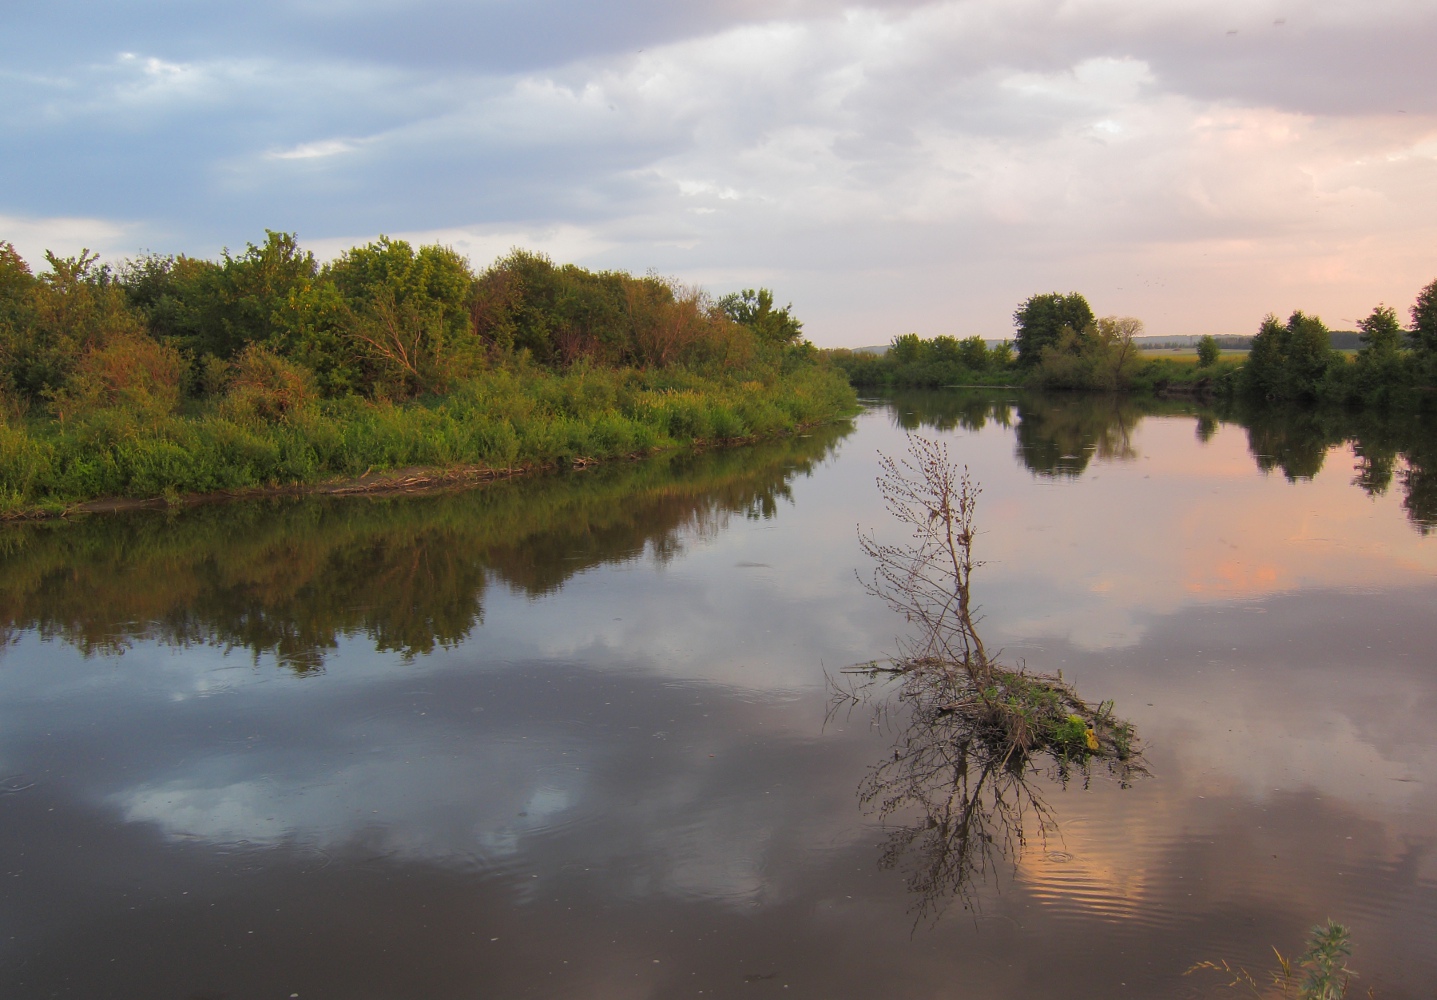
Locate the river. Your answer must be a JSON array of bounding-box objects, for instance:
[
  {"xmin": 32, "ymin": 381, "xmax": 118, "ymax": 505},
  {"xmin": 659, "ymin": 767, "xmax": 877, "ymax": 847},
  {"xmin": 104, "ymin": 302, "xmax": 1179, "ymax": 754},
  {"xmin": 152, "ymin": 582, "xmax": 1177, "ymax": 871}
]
[{"xmin": 1, "ymin": 391, "xmax": 1434, "ymax": 998}]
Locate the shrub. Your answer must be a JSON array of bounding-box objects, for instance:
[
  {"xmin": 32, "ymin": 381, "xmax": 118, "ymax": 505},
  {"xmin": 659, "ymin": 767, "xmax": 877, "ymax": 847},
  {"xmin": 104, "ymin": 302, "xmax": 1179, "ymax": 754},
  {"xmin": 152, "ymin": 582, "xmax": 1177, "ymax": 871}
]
[
  {"xmin": 49, "ymin": 331, "xmax": 186, "ymax": 421},
  {"xmin": 220, "ymin": 345, "xmax": 317, "ymax": 424}
]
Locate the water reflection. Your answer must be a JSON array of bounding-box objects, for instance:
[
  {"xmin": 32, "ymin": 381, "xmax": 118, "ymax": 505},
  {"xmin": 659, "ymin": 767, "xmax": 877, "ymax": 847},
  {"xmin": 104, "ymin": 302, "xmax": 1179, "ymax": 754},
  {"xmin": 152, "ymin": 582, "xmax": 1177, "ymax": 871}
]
[
  {"xmin": 1227, "ymin": 402, "xmax": 1437, "ymax": 534},
  {"xmin": 888, "ymin": 389, "xmax": 1437, "ymax": 532},
  {"xmin": 0, "ymin": 424, "xmax": 848, "ymax": 669},
  {"xmin": 0, "ymin": 394, "xmax": 1435, "ymax": 998}
]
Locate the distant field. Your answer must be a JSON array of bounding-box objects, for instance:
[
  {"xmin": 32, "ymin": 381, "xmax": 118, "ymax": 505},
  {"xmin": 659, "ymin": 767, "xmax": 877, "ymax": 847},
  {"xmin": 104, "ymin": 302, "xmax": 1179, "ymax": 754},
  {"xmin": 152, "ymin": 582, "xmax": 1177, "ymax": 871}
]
[
  {"xmin": 1140, "ymin": 348, "xmax": 1249, "ymax": 362},
  {"xmin": 1140, "ymin": 347, "xmax": 1358, "ymax": 363}
]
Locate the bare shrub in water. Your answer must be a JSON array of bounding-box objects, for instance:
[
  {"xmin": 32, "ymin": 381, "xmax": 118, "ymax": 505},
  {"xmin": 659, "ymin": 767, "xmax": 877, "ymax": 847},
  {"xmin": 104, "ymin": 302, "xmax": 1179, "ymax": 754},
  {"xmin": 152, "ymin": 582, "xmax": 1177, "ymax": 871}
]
[
  {"xmin": 836, "ymin": 434, "xmax": 1147, "ymax": 919},
  {"xmin": 852, "ymin": 434, "xmax": 1145, "ymax": 772}
]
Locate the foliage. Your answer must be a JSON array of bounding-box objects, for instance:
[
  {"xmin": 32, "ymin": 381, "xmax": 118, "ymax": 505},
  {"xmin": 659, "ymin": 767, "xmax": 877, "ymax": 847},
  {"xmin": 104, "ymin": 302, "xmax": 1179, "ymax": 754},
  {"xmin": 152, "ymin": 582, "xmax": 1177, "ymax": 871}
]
[
  {"xmin": 0, "ymin": 362, "xmax": 854, "ymax": 515},
  {"xmin": 1244, "ymin": 311, "xmax": 1341, "ymax": 402},
  {"xmin": 1410, "ymin": 277, "xmax": 1437, "ymax": 371},
  {"xmin": 0, "ymin": 234, "xmax": 855, "ymax": 512},
  {"xmin": 826, "ymin": 334, "xmax": 1019, "ymax": 389},
  {"xmin": 1197, "ymin": 334, "xmax": 1221, "ymax": 367},
  {"xmin": 219, "ymin": 344, "xmax": 317, "ymax": 424},
  {"xmin": 325, "ymin": 237, "xmax": 480, "ymax": 397},
  {"xmin": 1013, "ymin": 292, "xmax": 1095, "ymax": 368},
  {"xmin": 717, "ymin": 288, "xmax": 803, "ymax": 344},
  {"xmin": 1031, "ymin": 315, "xmax": 1145, "ymax": 391},
  {"xmin": 48, "ymin": 331, "xmax": 186, "ymax": 422},
  {"xmin": 1188, "ymin": 919, "xmax": 1356, "ymax": 1000}
]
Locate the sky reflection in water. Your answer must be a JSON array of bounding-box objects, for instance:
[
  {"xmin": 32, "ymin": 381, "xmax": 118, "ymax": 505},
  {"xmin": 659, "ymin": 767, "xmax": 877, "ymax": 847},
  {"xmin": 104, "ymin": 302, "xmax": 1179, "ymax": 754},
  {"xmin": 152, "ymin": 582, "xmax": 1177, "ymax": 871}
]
[{"xmin": 0, "ymin": 392, "xmax": 1434, "ymax": 998}]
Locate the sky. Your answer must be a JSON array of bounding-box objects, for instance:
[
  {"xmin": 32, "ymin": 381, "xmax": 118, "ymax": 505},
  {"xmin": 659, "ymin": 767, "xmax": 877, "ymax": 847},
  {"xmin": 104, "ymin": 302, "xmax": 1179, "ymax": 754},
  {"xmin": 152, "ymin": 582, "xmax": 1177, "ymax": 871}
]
[{"xmin": 3, "ymin": 0, "xmax": 1436, "ymax": 347}]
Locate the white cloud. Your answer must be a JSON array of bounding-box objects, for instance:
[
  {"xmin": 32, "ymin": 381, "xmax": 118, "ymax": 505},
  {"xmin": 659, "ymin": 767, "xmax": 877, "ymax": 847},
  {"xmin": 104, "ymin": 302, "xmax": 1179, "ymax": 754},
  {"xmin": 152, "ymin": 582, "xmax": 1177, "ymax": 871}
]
[
  {"xmin": 266, "ymin": 138, "xmax": 359, "ymax": 160},
  {"xmin": 4, "ymin": 0, "xmax": 1437, "ymax": 342},
  {"xmin": 0, "ymin": 213, "xmax": 141, "ymax": 267}
]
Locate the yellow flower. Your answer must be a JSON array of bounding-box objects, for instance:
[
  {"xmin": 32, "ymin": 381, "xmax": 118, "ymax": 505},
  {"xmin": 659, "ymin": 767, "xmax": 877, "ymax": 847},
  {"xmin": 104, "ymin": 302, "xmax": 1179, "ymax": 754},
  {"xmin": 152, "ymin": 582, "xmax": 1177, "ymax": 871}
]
[{"xmin": 1085, "ymin": 729, "xmax": 1100, "ymax": 751}]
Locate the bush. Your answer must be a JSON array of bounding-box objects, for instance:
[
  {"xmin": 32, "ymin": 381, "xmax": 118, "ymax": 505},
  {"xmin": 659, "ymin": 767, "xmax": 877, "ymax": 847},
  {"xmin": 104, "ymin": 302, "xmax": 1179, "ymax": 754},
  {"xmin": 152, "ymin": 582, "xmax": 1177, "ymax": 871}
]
[
  {"xmin": 219, "ymin": 345, "xmax": 317, "ymax": 424},
  {"xmin": 49, "ymin": 331, "xmax": 186, "ymax": 421}
]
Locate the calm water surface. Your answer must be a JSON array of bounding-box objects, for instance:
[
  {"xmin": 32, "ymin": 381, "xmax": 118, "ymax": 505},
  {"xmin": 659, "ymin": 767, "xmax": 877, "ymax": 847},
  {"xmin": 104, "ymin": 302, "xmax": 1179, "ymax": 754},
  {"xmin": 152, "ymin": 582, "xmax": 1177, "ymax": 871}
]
[{"xmin": 1, "ymin": 392, "xmax": 1435, "ymax": 999}]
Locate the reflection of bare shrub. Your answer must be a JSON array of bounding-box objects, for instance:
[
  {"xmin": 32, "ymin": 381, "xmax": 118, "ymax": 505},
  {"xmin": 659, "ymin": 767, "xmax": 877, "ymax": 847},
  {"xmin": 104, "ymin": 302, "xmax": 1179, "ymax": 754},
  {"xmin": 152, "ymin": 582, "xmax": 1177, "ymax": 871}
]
[
  {"xmin": 49, "ymin": 331, "xmax": 185, "ymax": 421},
  {"xmin": 220, "ymin": 344, "xmax": 315, "ymax": 423}
]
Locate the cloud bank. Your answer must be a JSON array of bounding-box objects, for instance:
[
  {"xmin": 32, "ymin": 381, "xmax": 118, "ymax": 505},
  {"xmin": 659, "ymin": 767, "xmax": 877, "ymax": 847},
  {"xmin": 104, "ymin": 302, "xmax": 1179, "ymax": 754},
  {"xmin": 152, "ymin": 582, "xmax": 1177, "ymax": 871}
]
[{"xmin": 3, "ymin": 0, "xmax": 1436, "ymax": 343}]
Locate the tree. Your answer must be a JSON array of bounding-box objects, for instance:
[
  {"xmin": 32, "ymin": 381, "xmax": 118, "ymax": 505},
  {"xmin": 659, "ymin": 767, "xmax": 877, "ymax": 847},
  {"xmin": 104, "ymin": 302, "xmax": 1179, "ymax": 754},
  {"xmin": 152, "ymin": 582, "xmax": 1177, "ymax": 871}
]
[
  {"xmin": 1013, "ymin": 292, "xmax": 1094, "ymax": 368},
  {"xmin": 1408, "ymin": 281, "xmax": 1431, "ymax": 382},
  {"xmin": 958, "ymin": 335, "xmax": 990, "ymax": 371},
  {"xmin": 1244, "ymin": 310, "xmax": 1337, "ymax": 401},
  {"xmin": 717, "ymin": 288, "xmax": 802, "ymax": 344},
  {"xmin": 1358, "ymin": 304, "xmax": 1403, "ymax": 357},
  {"xmin": 1196, "ymin": 335, "xmax": 1220, "ymax": 367},
  {"xmin": 324, "ymin": 237, "xmax": 479, "ymax": 396},
  {"xmin": 1089, "ymin": 316, "xmax": 1144, "ymax": 389},
  {"xmin": 201, "ymin": 231, "xmax": 320, "ymax": 358},
  {"xmin": 1030, "ymin": 315, "xmax": 1144, "ymax": 390},
  {"xmin": 888, "ymin": 333, "xmax": 923, "ymax": 365}
]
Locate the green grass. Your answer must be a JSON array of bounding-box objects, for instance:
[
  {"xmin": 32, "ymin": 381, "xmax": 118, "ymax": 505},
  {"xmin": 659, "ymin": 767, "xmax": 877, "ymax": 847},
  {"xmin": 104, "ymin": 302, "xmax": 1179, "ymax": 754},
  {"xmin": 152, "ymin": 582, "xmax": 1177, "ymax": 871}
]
[{"xmin": 0, "ymin": 363, "xmax": 858, "ymax": 516}]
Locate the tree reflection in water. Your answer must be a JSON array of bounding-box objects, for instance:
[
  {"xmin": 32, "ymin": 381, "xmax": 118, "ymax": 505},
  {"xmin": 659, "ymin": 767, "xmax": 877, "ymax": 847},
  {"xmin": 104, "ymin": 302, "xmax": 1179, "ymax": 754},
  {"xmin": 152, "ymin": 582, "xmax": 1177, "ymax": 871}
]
[
  {"xmin": 886, "ymin": 389, "xmax": 1437, "ymax": 534},
  {"xmin": 0, "ymin": 422, "xmax": 850, "ymax": 669}
]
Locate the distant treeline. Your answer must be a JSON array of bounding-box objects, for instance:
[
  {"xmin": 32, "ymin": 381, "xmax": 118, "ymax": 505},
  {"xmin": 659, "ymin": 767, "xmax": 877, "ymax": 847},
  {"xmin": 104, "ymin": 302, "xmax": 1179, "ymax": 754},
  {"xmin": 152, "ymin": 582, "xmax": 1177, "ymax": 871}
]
[
  {"xmin": 0, "ymin": 233, "xmax": 855, "ymax": 513},
  {"xmin": 827, "ymin": 280, "xmax": 1437, "ymax": 408}
]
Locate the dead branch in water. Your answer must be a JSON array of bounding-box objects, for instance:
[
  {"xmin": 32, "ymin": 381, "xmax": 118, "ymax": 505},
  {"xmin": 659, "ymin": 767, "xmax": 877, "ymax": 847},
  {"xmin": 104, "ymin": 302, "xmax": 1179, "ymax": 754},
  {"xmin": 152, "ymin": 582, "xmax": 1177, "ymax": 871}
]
[{"xmin": 844, "ymin": 434, "xmax": 1148, "ymax": 920}]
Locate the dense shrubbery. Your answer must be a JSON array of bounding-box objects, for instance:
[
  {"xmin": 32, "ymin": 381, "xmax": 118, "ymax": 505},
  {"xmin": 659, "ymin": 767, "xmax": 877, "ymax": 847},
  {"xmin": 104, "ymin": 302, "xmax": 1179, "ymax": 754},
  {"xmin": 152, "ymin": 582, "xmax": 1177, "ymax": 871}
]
[
  {"xmin": 0, "ymin": 233, "xmax": 854, "ymax": 513},
  {"xmin": 828, "ymin": 333, "xmax": 1017, "ymax": 389},
  {"xmin": 1232, "ymin": 292, "xmax": 1437, "ymax": 408}
]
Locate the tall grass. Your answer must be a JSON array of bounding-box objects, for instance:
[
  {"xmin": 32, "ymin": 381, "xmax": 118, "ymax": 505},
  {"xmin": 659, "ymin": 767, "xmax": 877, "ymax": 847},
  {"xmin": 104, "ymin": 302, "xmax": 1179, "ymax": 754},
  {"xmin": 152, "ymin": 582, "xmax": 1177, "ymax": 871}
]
[{"xmin": 0, "ymin": 362, "xmax": 856, "ymax": 515}]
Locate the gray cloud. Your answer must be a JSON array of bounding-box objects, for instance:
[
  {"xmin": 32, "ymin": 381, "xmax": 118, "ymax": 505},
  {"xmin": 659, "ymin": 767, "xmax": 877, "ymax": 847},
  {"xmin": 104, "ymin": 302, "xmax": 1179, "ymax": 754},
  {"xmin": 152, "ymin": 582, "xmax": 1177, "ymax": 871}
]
[{"xmin": 3, "ymin": 0, "xmax": 1436, "ymax": 342}]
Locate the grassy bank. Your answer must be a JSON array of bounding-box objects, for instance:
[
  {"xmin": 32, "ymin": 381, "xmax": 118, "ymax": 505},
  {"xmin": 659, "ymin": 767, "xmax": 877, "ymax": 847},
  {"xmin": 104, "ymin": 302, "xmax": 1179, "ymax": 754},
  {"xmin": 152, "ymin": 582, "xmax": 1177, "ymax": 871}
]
[
  {"xmin": 0, "ymin": 361, "xmax": 855, "ymax": 517},
  {"xmin": 0, "ymin": 233, "xmax": 856, "ymax": 516}
]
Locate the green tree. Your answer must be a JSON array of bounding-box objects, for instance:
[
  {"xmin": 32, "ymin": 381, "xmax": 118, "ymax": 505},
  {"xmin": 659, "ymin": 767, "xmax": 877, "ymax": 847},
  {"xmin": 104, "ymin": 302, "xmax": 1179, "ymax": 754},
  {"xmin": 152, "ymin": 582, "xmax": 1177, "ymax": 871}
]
[
  {"xmin": 324, "ymin": 237, "xmax": 479, "ymax": 397},
  {"xmin": 117, "ymin": 252, "xmax": 221, "ymax": 353},
  {"xmin": 174, "ymin": 231, "xmax": 320, "ymax": 360},
  {"xmin": 888, "ymin": 333, "xmax": 923, "ymax": 365},
  {"xmin": 9, "ymin": 250, "xmax": 148, "ymax": 405},
  {"xmin": 1089, "ymin": 316, "xmax": 1145, "ymax": 389},
  {"xmin": 1411, "ymin": 278, "xmax": 1437, "ymax": 373},
  {"xmin": 1346, "ymin": 304, "xmax": 1408, "ymax": 408},
  {"xmin": 958, "ymin": 335, "xmax": 990, "ymax": 371},
  {"xmin": 1196, "ymin": 335, "xmax": 1220, "ymax": 367},
  {"xmin": 717, "ymin": 288, "xmax": 802, "ymax": 344},
  {"xmin": 1013, "ymin": 292, "xmax": 1094, "ymax": 368},
  {"xmin": 1358, "ymin": 304, "xmax": 1403, "ymax": 358},
  {"xmin": 1244, "ymin": 311, "xmax": 1338, "ymax": 401}
]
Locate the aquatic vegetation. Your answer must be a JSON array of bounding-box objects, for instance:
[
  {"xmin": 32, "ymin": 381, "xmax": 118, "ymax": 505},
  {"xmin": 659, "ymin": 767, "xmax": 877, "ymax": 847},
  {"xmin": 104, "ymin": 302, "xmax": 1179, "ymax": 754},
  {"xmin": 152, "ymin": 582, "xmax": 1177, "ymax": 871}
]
[{"xmin": 1188, "ymin": 920, "xmax": 1359, "ymax": 1000}]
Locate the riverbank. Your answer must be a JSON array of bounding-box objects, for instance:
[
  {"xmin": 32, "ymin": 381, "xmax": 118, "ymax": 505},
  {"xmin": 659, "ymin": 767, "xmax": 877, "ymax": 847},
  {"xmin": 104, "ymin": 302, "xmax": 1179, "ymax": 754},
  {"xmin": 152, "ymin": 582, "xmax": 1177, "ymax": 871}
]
[{"xmin": 0, "ymin": 363, "xmax": 857, "ymax": 519}]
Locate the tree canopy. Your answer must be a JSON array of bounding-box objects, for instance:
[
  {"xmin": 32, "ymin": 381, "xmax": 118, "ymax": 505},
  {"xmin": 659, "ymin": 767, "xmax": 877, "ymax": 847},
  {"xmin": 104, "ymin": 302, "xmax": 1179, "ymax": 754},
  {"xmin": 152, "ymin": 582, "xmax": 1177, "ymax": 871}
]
[{"xmin": 1013, "ymin": 292, "xmax": 1094, "ymax": 368}]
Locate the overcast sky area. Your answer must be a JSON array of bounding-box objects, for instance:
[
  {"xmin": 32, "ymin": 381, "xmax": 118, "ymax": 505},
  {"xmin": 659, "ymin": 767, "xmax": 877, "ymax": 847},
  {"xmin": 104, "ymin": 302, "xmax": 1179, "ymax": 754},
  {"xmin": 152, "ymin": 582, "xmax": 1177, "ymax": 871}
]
[{"xmin": 3, "ymin": 0, "xmax": 1435, "ymax": 346}]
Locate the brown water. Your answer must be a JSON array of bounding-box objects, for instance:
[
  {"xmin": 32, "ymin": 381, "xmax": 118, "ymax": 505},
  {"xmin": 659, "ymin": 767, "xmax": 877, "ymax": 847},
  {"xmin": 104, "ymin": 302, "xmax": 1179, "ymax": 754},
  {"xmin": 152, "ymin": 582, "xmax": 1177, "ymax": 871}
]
[{"xmin": 1, "ymin": 391, "xmax": 1434, "ymax": 999}]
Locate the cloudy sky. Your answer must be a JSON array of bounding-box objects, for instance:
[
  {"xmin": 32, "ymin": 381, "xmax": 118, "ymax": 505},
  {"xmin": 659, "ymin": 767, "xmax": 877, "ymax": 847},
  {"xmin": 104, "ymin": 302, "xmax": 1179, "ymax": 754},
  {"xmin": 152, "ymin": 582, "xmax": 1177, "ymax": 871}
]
[{"xmin": 3, "ymin": 0, "xmax": 1435, "ymax": 345}]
